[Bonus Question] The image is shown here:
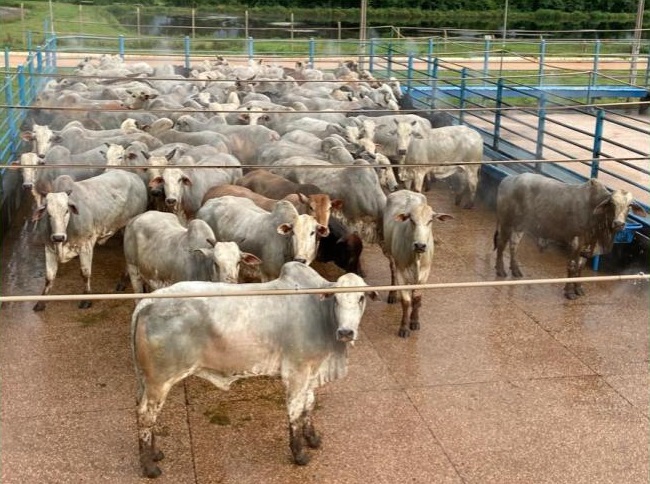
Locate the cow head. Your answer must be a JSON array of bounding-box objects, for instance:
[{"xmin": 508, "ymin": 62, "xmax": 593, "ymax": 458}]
[
  {"xmin": 194, "ymin": 239, "xmax": 261, "ymax": 284},
  {"xmin": 321, "ymin": 273, "xmax": 380, "ymax": 343},
  {"xmin": 395, "ymin": 204, "xmax": 453, "ymax": 254},
  {"xmin": 32, "ymin": 191, "xmax": 77, "ymax": 245},
  {"xmin": 277, "ymin": 213, "xmax": 329, "ymax": 265},
  {"xmin": 155, "ymin": 167, "xmax": 191, "ymax": 209},
  {"xmin": 21, "ymin": 124, "xmax": 61, "ymax": 157},
  {"xmin": 298, "ymin": 193, "xmax": 343, "ymax": 228},
  {"xmin": 17, "ymin": 152, "xmax": 44, "ymax": 190},
  {"xmin": 385, "ymin": 119, "xmax": 423, "ymax": 159}
]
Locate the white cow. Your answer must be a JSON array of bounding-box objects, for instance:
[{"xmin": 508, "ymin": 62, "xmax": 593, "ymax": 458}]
[
  {"xmin": 382, "ymin": 190, "xmax": 453, "ymax": 337},
  {"xmin": 132, "ymin": 261, "xmax": 378, "ymax": 478},
  {"xmin": 123, "ymin": 211, "xmax": 261, "ymax": 292},
  {"xmin": 31, "ymin": 171, "xmax": 148, "ymax": 311}
]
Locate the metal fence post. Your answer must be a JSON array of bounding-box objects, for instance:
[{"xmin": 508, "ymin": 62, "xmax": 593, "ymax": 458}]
[
  {"xmin": 27, "ymin": 54, "xmax": 35, "ymax": 105},
  {"xmin": 387, "ymin": 42, "xmax": 392, "ymax": 78},
  {"xmin": 493, "ymin": 78, "xmax": 504, "ymax": 151},
  {"xmin": 407, "ymin": 54, "xmax": 414, "ymax": 93},
  {"xmin": 27, "ymin": 31, "xmax": 32, "ymax": 52},
  {"xmin": 592, "ymin": 40, "xmax": 601, "ymax": 88},
  {"xmin": 483, "ymin": 35, "xmax": 491, "ymax": 86},
  {"xmin": 308, "ymin": 38, "xmax": 315, "ymax": 68},
  {"xmin": 119, "ymin": 35, "xmax": 125, "ymax": 60},
  {"xmin": 459, "ymin": 67, "xmax": 467, "ymax": 125},
  {"xmin": 535, "ymin": 93, "xmax": 546, "ymax": 172},
  {"xmin": 537, "ymin": 39, "xmax": 546, "ymax": 88},
  {"xmin": 429, "ymin": 57, "xmax": 439, "ymax": 108},
  {"xmin": 590, "ymin": 109, "xmax": 605, "ymax": 179},
  {"xmin": 368, "ymin": 38, "xmax": 375, "ymax": 73},
  {"xmin": 17, "ymin": 65, "xmax": 26, "ymax": 109},
  {"xmin": 4, "ymin": 47, "xmax": 8, "ymax": 74},
  {"xmin": 4, "ymin": 74, "xmax": 18, "ymax": 161},
  {"xmin": 184, "ymin": 36, "xmax": 191, "ymax": 71},
  {"xmin": 428, "ymin": 37, "xmax": 434, "ymax": 63},
  {"xmin": 247, "ymin": 37, "xmax": 254, "ymax": 60}
]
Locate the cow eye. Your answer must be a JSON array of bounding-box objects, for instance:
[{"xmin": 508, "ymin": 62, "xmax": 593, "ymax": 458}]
[
  {"xmin": 359, "ymin": 295, "xmax": 365, "ymax": 303},
  {"xmin": 310, "ymin": 231, "xmax": 315, "ymax": 236}
]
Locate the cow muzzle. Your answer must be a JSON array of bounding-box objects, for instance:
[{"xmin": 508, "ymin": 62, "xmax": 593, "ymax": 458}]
[
  {"xmin": 165, "ymin": 197, "xmax": 177, "ymax": 207},
  {"xmin": 612, "ymin": 220, "xmax": 625, "ymax": 230},
  {"xmin": 22, "ymin": 183, "xmax": 33, "ymax": 190},
  {"xmin": 336, "ymin": 328, "xmax": 355, "ymax": 342},
  {"xmin": 397, "ymin": 149, "xmax": 407, "ymax": 156},
  {"xmin": 413, "ymin": 242, "xmax": 427, "ymax": 253},
  {"xmin": 51, "ymin": 234, "xmax": 66, "ymax": 243},
  {"xmin": 293, "ymin": 257, "xmax": 307, "ymax": 264}
]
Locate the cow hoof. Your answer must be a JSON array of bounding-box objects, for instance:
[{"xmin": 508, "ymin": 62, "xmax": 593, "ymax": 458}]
[
  {"xmin": 152, "ymin": 449, "xmax": 165, "ymax": 462},
  {"xmin": 115, "ymin": 282, "xmax": 127, "ymax": 292},
  {"xmin": 564, "ymin": 292, "xmax": 578, "ymax": 300},
  {"xmin": 33, "ymin": 301, "xmax": 46, "ymax": 312},
  {"xmin": 574, "ymin": 287, "xmax": 586, "ymax": 297},
  {"xmin": 409, "ymin": 321, "xmax": 420, "ymax": 331},
  {"xmin": 495, "ymin": 269, "xmax": 507, "ymax": 278},
  {"xmin": 387, "ymin": 291, "xmax": 397, "ymax": 304},
  {"xmin": 78, "ymin": 300, "xmax": 92, "ymax": 309},
  {"xmin": 398, "ymin": 328, "xmax": 410, "ymax": 338},
  {"xmin": 293, "ymin": 453, "xmax": 310, "ymax": 466},
  {"xmin": 511, "ymin": 269, "xmax": 523, "ymax": 278},
  {"xmin": 305, "ymin": 434, "xmax": 322, "ymax": 449},
  {"xmin": 142, "ymin": 464, "xmax": 162, "ymax": 479}
]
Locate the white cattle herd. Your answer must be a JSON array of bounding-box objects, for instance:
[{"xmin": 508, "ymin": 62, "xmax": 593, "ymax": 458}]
[{"xmin": 13, "ymin": 54, "xmax": 645, "ymax": 477}]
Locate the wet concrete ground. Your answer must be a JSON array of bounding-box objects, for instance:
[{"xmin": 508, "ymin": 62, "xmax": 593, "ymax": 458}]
[{"xmin": 1, "ymin": 182, "xmax": 648, "ymax": 483}]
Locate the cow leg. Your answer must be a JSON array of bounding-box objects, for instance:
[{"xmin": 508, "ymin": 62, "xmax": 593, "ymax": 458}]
[
  {"xmin": 127, "ymin": 263, "xmax": 145, "ymax": 294},
  {"xmin": 409, "ymin": 292, "xmax": 422, "ymax": 331},
  {"xmin": 285, "ymin": 371, "xmax": 312, "ymax": 465},
  {"xmin": 509, "ymin": 231, "xmax": 524, "ymax": 278},
  {"xmin": 574, "ymin": 256, "xmax": 588, "ymax": 296},
  {"xmin": 398, "ymin": 288, "xmax": 412, "ymax": 338},
  {"xmin": 301, "ymin": 388, "xmax": 321, "ymax": 449},
  {"xmin": 115, "ymin": 270, "xmax": 130, "ymax": 292},
  {"xmin": 564, "ymin": 239, "xmax": 584, "ymax": 299},
  {"xmin": 494, "ymin": 227, "xmax": 508, "ymax": 278},
  {"xmin": 137, "ymin": 386, "xmax": 168, "ymax": 479},
  {"xmin": 387, "ymin": 257, "xmax": 398, "ymax": 304},
  {"xmin": 78, "ymin": 244, "xmax": 94, "ymax": 309},
  {"xmin": 34, "ymin": 247, "xmax": 58, "ymax": 312}
]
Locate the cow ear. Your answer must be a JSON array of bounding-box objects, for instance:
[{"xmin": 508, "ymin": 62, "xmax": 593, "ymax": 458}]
[
  {"xmin": 166, "ymin": 148, "xmax": 177, "ymax": 162},
  {"xmin": 32, "ymin": 205, "xmax": 47, "ymax": 222},
  {"xmin": 241, "ymin": 252, "xmax": 262, "ymax": 266},
  {"xmin": 277, "ymin": 223, "xmax": 293, "ymax": 235},
  {"xmin": 629, "ymin": 202, "xmax": 647, "ymax": 217},
  {"xmin": 394, "ymin": 213, "xmax": 410, "ymax": 222},
  {"xmin": 140, "ymin": 150, "xmax": 150, "ymax": 160},
  {"xmin": 330, "ymin": 199, "xmax": 344, "ymax": 210},
  {"xmin": 68, "ymin": 201, "xmax": 79, "ymax": 215},
  {"xmin": 192, "ymin": 248, "xmax": 212, "ymax": 258},
  {"xmin": 21, "ymin": 131, "xmax": 34, "ymax": 141},
  {"xmin": 148, "ymin": 176, "xmax": 163, "ymax": 188},
  {"xmin": 434, "ymin": 213, "xmax": 454, "ymax": 222},
  {"xmin": 206, "ymin": 237, "xmax": 216, "ymax": 247},
  {"xmin": 297, "ymin": 192, "xmax": 310, "ymax": 204},
  {"xmin": 181, "ymin": 175, "xmax": 192, "ymax": 186},
  {"xmin": 593, "ymin": 196, "xmax": 612, "ymax": 215},
  {"xmin": 366, "ymin": 290, "xmax": 381, "ymax": 301},
  {"xmin": 52, "ymin": 134, "xmax": 63, "ymax": 144},
  {"xmin": 316, "ymin": 224, "xmax": 330, "ymax": 238}
]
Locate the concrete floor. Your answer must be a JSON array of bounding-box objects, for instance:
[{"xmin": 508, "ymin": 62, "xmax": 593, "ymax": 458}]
[{"xmin": 1, "ymin": 183, "xmax": 648, "ymax": 483}]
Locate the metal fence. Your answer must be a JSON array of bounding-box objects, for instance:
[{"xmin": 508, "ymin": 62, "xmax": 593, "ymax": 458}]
[{"xmin": 2, "ymin": 34, "xmax": 649, "ymax": 223}]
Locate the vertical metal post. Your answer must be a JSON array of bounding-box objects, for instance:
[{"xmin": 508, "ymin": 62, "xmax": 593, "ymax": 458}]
[
  {"xmin": 27, "ymin": 54, "xmax": 35, "ymax": 105},
  {"xmin": 592, "ymin": 39, "xmax": 601, "ymax": 91},
  {"xmin": 493, "ymin": 78, "xmax": 504, "ymax": 150},
  {"xmin": 4, "ymin": 47, "xmax": 8, "ymax": 74},
  {"xmin": 119, "ymin": 35, "xmax": 125, "ymax": 60},
  {"xmin": 17, "ymin": 65, "xmax": 26, "ymax": 108},
  {"xmin": 184, "ymin": 36, "xmax": 191, "ymax": 71},
  {"xmin": 308, "ymin": 38, "xmax": 315, "ymax": 68},
  {"xmin": 191, "ymin": 8, "xmax": 196, "ymax": 39},
  {"xmin": 537, "ymin": 39, "xmax": 546, "ymax": 87},
  {"xmin": 459, "ymin": 67, "xmax": 467, "ymax": 125},
  {"xmin": 430, "ymin": 57, "xmax": 439, "ymax": 109},
  {"xmin": 27, "ymin": 31, "xmax": 32, "ymax": 52},
  {"xmin": 591, "ymin": 109, "xmax": 605, "ymax": 179},
  {"xmin": 247, "ymin": 37, "xmax": 254, "ymax": 60},
  {"xmin": 368, "ymin": 38, "xmax": 375, "ymax": 73},
  {"xmin": 387, "ymin": 43, "xmax": 392, "ymax": 78},
  {"xmin": 535, "ymin": 93, "xmax": 546, "ymax": 172},
  {"xmin": 407, "ymin": 54, "xmax": 414, "ymax": 93},
  {"xmin": 428, "ymin": 37, "xmax": 434, "ymax": 63},
  {"xmin": 483, "ymin": 35, "xmax": 491, "ymax": 86},
  {"xmin": 5, "ymin": 74, "xmax": 18, "ymax": 160}
]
